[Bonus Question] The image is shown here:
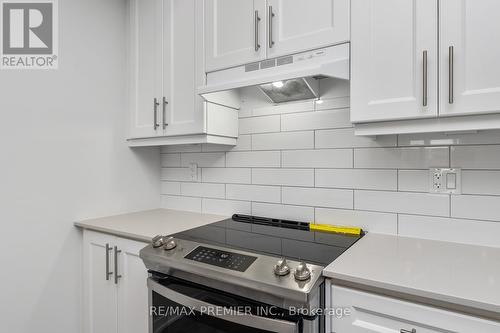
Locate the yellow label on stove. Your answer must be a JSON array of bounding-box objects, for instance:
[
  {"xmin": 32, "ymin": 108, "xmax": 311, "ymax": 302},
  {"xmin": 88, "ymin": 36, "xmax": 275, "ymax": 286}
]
[{"xmin": 309, "ymin": 223, "xmax": 362, "ymax": 236}]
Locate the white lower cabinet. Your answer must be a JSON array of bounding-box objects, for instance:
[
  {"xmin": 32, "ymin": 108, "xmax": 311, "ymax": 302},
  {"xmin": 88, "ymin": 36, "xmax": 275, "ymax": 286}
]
[
  {"xmin": 83, "ymin": 230, "xmax": 148, "ymax": 333},
  {"xmin": 330, "ymin": 285, "xmax": 500, "ymax": 333}
]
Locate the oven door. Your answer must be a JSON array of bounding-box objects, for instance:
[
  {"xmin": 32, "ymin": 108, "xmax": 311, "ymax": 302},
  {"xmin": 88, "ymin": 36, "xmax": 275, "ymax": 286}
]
[{"xmin": 148, "ymin": 276, "xmax": 301, "ymax": 333}]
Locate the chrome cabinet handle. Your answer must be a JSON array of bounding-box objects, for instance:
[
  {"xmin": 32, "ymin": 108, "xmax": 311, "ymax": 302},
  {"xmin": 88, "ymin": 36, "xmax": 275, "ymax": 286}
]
[
  {"xmin": 114, "ymin": 246, "xmax": 122, "ymax": 284},
  {"xmin": 449, "ymin": 46, "xmax": 454, "ymax": 104},
  {"xmin": 400, "ymin": 329, "xmax": 416, "ymax": 333},
  {"xmin": 268, "ymin": 6, "xmax": 275, "ymax": 48},
  {"xmin": 105, "ymin": 243, "xmax": 113, "ymax": 281},
  {"xmin": 254, "ymin": 10, "xmax": 261, "ymax": 51},
  {"xmin": 422, "ymin": 50, "xmax": 428, "ymax": 107},
  {"xmin": 153, "ymin": 98, "xmax": 160, "ymax": 130},
  {"xmin": 162, "ymin": 97, "xmax": 168, "ymax": 130}
]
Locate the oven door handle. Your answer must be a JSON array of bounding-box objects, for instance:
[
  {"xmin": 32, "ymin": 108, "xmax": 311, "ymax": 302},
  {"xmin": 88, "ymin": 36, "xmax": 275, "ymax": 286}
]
[{"xmin": 148, "ymin": 278, "xmax": 299, "ymax": 333}]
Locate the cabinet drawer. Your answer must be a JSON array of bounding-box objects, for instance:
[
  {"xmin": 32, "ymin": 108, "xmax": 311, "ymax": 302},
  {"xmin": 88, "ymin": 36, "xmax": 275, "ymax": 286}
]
[{"xmin": 331, "ymin": 285, "xmax": 500, "ymax": 333}]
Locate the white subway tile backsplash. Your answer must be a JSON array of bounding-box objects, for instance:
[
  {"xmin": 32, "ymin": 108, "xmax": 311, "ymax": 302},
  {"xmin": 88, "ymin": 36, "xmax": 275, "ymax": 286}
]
[
  {"xmin": 181, "ymin": 152, "xmax": 225, "ymax": 168},
  {"xmin": 452, "ymin": 195, "xmax": 500, "ymax": 222},
  {"xmin": 316, "ymin": 128, "xmax": 397, "ymax": 149},
  {"xmin": 202, "ymin": 135, "xmax": 252, "ymax": 152},
  {"xmin": 355, "ymin": 147, "xmax": 449, "ymax": 169},
  {"xmin": 252, "ymin": 202, "xmax": 314, "ymax": 222},
  {"xmin": 181, "ymin": 182, "xmax": 225, "ymax": 199},
  {"xmin": 202, "ymin": 198, "xmax": 251, "ymax": 216},
  {"xmin": 226, "ymin": 151, "xmax": 281, "ymax": 168},
  {"xmin": 314, "ymin": 97, "xmax": 350, "ymax": 111},
  {"xmin": 158, "ymin": 91, "xmax": 500, "ymax": 248},
  {"xmin": 161, "ymin": 153, "xmax": 181, "ymax": 167},
  {"xmin": 315, "ymin": 208, "xmax": 398, "ymax": 234},
  {"xmin": 226, "ymin": 184, "xmax": 281, "ymax": 203},
  {"xmin": 281, "ymin": 109, "xmax": 351, "ymax": 132},
  {"xmin": 451, "ymin": 145, "xmax": 500, "ymax": 169},
  {"xmin": 252, "ymin": 131, "xmax": 314, "ymax": 150},
  {"xmin": 202, "ymin": 168, "xmax": 251, "ymax": 184},
  {"xmin": 282, "ymin": 187, "xmax": 353, "ymax": 209},
  {"xmin": 462, "ymin": 170, "xmax": 500, "ymax": 195},
  {"xmin": 252, "ymin": 100, "xmax": 314, "ymax": 116},
  {"xmin": 161, "ymin": 181, "xmax": 181, "ymax": 195},
  {"xmin": 161, "ymin": 195, "xmax": 202, "ymax": 213},
  {"xmin": 315, "ymin": 169, "xmax": 397, "ymax": 190},
  {"xmin": 398, "ymin": 170, "xmax": 429, "ymax": 192},
  {"xmin": 161, "ymin": 168, "xmax": 200, "ymax": 182},
  {"xmin": 252, "ymin": 169, "xmax": 314, "ymax": 187},
  {"xmin": 239, "ymin": 116, "xmax": 280, "ymax": 134},
  {"xmin": 282, "ymin": 149, "xmax": 353, "ymax": 168},
  {"xmin": 399, "ymin": 215, "xmax": 500, "ymax": 248},
  {"xmin": 355, "ymin": 190, "xmax": 449, "ymax": 216},
  {"xmin": 233, "ymin": 135, "xmax": 253, "ymax": 151}
]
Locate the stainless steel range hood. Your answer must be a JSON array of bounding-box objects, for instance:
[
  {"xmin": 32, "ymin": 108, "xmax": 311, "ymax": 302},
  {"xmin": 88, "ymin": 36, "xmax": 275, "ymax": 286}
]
[{"xmin": 198, "ymin": 43, "xmax": 349, "ymax": 109}]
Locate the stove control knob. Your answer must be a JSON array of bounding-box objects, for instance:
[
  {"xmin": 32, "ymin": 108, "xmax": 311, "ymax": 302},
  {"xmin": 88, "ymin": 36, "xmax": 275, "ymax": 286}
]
[
  {"xmin": 273, "ymin": 257, "xmax": 290, "ymax": 276},
  {"xmin": 163, "ymin": 237, "xmax": 177, "ymax": 250},
  {"xmin": 152, "ymin": 235, "xmax": 165, "ymax": 248},
  {"xmin": 294, "ymin": 261, "xmax": 311, "ymax": 281}
]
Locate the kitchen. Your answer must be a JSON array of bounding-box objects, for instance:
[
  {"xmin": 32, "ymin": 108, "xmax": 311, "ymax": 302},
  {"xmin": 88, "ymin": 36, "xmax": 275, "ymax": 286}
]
[{"xmin": 1, "ymin": 0, "xmax": 499, "ymax": 332}]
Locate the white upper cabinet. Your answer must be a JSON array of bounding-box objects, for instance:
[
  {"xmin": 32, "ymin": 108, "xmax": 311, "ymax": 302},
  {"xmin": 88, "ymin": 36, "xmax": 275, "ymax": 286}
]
[
  {"xmin": 440, "ymin": 0, "xmax": 500, "ymax": 117},
  {"xmin": 350, "ymin": 0, "xmax": 438, "ymax": 123},
  {"xmin": 205, "ymin": 0, "xmax": 349, "ymax": 72},
  {"xmin": 162, "ymin": 0, "xmax": 204, "ymax": 136},
  {"xmin": 129, "ymin": 0, "xmax": 163, "ymax": 138},
  {"xmin": 267, "ymin": 0, "xmax": 349, "ymax": 58},
  {"xmin": 128, "ymin": 0, "xmax": 238, "ymax": 146},
  {"xmin": 205, "ymin": 0, "xmax": 267, "ymax": 72}
]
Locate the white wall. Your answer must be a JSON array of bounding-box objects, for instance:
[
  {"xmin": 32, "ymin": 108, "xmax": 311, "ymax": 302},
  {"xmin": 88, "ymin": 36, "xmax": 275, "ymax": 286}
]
[
  {"xmin": 0, "ymin": 0, "xmax": 160, "ymax": 332},
  {"xmin": 161, "ymin": 79, "xmax": 500, "ymax": 249}
]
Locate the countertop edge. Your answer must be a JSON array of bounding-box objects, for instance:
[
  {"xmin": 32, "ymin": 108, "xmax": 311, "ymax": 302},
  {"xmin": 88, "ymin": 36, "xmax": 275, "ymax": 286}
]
[
  {"xmin": 73, "ymin": 208, "xmax": 229, "ymax": 244},
  {"xmin": 74, "ymin": 221, "xmax": 151, "ymax": 243},
  {"xmin": 324, "ymin": 264, "xmax": 500, "ymax": 322}
]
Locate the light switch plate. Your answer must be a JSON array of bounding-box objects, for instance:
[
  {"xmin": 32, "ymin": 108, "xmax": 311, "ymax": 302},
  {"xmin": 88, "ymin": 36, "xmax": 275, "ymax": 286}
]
[
  {"xmin": 429, "ymin": 168, "xmax": 461, "ymax": 194},
  {"xmin": 189, "ymin": 163, "xmax": 198, "ymax": 181}
]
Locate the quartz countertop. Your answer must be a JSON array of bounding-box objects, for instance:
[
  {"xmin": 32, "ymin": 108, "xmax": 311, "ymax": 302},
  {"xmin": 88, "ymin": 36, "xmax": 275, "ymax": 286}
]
[
  {"xmin": 74, "ymin": 208, "xmax": 228, "ymax": 243},
  {"xmin": 324, "ymin": 233, "xmax": 500, "ymax": 317}
]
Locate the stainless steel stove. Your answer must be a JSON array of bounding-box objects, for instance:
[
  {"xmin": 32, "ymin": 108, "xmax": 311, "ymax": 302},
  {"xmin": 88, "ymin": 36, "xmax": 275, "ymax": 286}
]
[{"xmin": 140, "ymin": 214, "xmax": 363, "ymax": 333}]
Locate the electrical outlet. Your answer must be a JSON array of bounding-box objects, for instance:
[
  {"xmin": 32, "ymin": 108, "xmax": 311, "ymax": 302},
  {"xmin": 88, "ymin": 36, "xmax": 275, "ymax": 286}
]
[
  {"xmin": 189, "ymin": 163, "xmax": 198, "ymax": 181},
  {"xmin": 429, "ymin": 168, "xmax": 461, "ymax": 194}
]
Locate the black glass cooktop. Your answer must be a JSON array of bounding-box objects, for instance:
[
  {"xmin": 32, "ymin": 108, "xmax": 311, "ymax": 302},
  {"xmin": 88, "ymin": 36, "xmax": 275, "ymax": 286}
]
[{"xmin": 173, "ymin": 214, "xmax": 363, "ymax": 267}]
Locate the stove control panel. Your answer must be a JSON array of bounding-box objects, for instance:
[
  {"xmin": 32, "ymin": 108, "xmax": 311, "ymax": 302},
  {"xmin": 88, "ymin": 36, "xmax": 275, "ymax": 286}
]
[{"xmin": 185, "ymin": 246, "xmax": 257, "ymax": 272}]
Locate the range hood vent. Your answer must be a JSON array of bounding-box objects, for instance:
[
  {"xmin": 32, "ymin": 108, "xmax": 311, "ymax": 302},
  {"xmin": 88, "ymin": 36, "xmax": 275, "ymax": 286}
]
[
  {"xmin": 259, "ymin": 78, "xmax": 319, "ymax": 104},
  {"xmin": 199, "ymin": 43, "xmax": 350, "ymax": 109}
]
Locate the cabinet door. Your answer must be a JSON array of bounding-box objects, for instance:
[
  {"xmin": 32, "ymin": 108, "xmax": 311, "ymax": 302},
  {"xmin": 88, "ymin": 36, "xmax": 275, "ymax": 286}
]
[
  {"xmin": 162, "ymin": 0, "xmax": 205, "ymax": 136},
  {"xmin": 116, "ymin": 237, "xmax": 149, "ymax": 333},
  {"xmin": 331, "ymin": 286, "xmax": 500, "ymax": 333},
  {"xmin": 129, "ymin": 0, "xmax": 163, "ymax": 138},
  {"xmin": 205, "ymin": 0, "xmax": 267, "ymax": 72},
  {"xmin": 267, "ymin": 0, "xmax": 349, "ymax": 58},
  {"xmin": 350, "ymin": 0, "xmax": 438, "ymax": 123},
  {"xmin": 440, "ymin": 0, "xmax": 500, "ymax": 117},
  {"xmin": 83, "ymin": 230, "xmax": 117, "ymax": 333}
]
